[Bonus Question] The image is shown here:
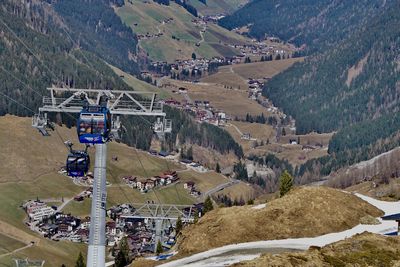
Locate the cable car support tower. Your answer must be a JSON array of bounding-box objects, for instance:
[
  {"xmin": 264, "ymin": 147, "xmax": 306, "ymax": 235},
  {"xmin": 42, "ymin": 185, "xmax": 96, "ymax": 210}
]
[{"xmin": 32, "ymin": 88, "xmax": 172, "ymax": 267}]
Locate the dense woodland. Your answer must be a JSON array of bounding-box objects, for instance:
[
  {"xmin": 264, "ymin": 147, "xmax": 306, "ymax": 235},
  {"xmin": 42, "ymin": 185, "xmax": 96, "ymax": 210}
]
[
  {"xmin": 153, "ymin": 0, "xmax": 198, "ymax": 17},
  {"xmin": 219, "ymin": 0, "xmax": 387, "ymax": 54},
  {"xmin": 53, "ymin": 0, "xmax": 139, "ymax": 75}
]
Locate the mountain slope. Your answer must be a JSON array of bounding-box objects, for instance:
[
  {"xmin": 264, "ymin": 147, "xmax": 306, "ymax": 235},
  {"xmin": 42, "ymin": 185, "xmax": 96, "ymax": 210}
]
[
  {"xmin": 178, "ymin": 187, "xmax": 383, "ymax": 255},
  {"xmin": 0, "ymin": 0, "xmax": 135, "ymax": 116},
  {"xmin": 187, "ymin": 0, "xmax": 249, "ymax": 16},
  {"xmin": 264, "ymin": 3, "xmax": 400, "ymax": 134},
  {"xmin": 219, "ymin": 0, "xmax": 387, "ymax": 53},
  {"xmin": 258, "ymin": 1, "xmax": 400, "ymax": 180},
  {"xmin": 115, "ymin": 0, "xmax": 248, "ymax": 62}
]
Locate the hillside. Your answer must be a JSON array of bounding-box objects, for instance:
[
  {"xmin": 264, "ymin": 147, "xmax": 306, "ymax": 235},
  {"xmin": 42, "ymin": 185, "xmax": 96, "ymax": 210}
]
[
  {"xmin": 234, "ymin": 232, "xmax": 400, "ymax": 267},
  {"xmin": 0, "ymin": 115, "xmax": 240, "ymax": 265},
  {"xmin": 0, "ymin": 0, "xmax": 134, "ymax": 117},
  {"xmin": 219, "ymin": 0, "xmax": 387, "ymax": 54},
  {"xmin": 115, "ymin": 0, "xmax": 249, "ymax": 62},
  {"xmin": 258, "ymin": 1, "xmax": 400, "ymax": 181},
  {"xmin": 177, "ymin": 187, "xmax": 383, "ymax": 255},
  {"xmin": 187, "ymin": 0, "xmax": 249, "ymax": 16}
]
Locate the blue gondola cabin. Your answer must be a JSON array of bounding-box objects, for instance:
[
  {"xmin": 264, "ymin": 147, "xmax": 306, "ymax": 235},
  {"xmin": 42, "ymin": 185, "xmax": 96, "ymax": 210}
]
[
  {"xmin": 78, "ymin": 106, "xmax": 111, "ymax": 144},
  {"xmin": 66, "ymin": 152, "xmax": 90, "ymax": 177}
]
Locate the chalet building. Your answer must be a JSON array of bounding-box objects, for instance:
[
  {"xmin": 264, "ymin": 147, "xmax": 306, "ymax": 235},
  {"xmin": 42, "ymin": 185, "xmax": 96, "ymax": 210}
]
[{"xmin": 184, "ymin": 181, "xmax": 195, "ymax": 190}]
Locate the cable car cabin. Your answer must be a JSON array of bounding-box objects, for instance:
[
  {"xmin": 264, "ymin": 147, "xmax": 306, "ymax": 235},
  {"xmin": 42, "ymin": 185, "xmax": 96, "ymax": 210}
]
[
  {"xmin": 66, "ymin": 152, "xmax": 90, "ymax": 177},
  {"xmin": 77, "ymin": 106, "xmax": 111, "ymax": 144}
]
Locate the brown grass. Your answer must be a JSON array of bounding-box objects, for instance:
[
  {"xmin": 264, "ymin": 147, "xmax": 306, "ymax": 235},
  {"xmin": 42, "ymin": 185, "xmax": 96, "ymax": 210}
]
[
  {"xmin": 226, "ymin": 58, "xmax": 304, "ymax": 80},
  {"xmin": 177, "ymin": 187, "xmax": 383, "ymax": 255},
  {"xmin": 162, "ymin": 79, "xmax": 272, "ymax": 118},
  {"xmin": 201, "ymin": 57, "xmax": 303, "ymax": 88},
  {"xmin": 234, "ymin": 232, "xmax": 400, "ymax": 267}
]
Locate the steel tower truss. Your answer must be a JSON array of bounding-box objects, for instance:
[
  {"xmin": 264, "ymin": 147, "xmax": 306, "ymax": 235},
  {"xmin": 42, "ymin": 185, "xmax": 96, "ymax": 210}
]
[{"xmin": 32, "ymin": 87, "xmax": 172, "ymax": 267}]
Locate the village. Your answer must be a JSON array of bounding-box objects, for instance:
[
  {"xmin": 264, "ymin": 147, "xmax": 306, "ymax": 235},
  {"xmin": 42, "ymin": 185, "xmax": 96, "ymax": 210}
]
[{"xmin": 22, "ymin": 198, "xmax": 204, "ymax": 259}]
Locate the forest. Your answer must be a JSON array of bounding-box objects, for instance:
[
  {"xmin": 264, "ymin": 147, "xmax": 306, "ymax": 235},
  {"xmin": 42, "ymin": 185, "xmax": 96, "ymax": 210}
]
[{"xmin": 219, "ymin": 0, "xmax": 387, "ymax": 54}]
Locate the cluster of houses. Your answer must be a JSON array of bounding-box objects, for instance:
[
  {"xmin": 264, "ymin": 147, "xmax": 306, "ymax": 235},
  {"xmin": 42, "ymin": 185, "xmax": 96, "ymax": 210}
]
[
  {"xmin": 183, "ymin": 181, "xmax": 201, "ymax": 197},
  {"xmin": 247, "ymin": 79, "xmax": 265, "ymax": 100},
  {"xmin": 23, "ymin": 200, "xmax": 85, "ymax": 242},
  {"xmin": 161, "ymin": 93, "xmax": 228, "ymax": 127},
  {"xmin": 170, "ymin": 57, "xmax": 226, "ymax": 75},
  {"xmin": 122, "ymin": 171, "xmax": 179, "ymax": 193}
]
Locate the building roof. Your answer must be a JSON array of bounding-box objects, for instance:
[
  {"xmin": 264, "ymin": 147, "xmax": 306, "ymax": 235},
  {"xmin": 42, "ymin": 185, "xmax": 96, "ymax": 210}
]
[{"xmin": 382, "ymin": 213, "xmax": 400, "ymax": 221}]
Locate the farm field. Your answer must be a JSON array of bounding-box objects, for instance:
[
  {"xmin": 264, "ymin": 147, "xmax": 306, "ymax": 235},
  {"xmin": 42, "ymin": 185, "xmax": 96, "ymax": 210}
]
[{"xmin": 115, "ymin": 0, "xmax": 248, "ymax": 62}]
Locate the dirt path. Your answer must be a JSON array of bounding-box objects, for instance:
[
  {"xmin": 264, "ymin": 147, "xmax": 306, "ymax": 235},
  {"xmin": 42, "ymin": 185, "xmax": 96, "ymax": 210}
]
[
  {"xmin": 0, "ymin": 220, "xmax": 40, "ymax": 245},
  {"xmin": 0, "ymin": 243, "xmax": 33, "ymax": 259}
]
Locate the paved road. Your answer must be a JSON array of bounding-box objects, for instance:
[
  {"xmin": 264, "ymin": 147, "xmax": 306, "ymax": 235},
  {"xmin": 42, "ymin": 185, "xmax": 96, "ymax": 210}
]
[{"xmin": 202, "ymin": 179, "xmax": 239, "ymax": 199}]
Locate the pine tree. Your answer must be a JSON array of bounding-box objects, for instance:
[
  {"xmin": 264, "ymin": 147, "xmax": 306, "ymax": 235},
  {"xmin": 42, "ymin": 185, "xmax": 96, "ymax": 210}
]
[
  {"xmin": 279, "ymin": 170, "xmax": 293, "ymax": 197},
  {"xmin": 119, "ymin": 236, "xmax": 129, "ymax": 262},
  {"xmin": 215, "ymin": 162, "xmax": 221, "ymax": 173},
  {"xmin": 176, "ymin": 216, "xmax": 183, "ymax": 235},
  {"xmin": 203, "ymin": 196, "xmax": 213, "ymax": 214},
  {"xmin": 193, "ymin": 212, "xmax": 199, "ymax": 223},
  {"xmin": 61, "ymin": 264, "xmax": 66, "ymax": 267},
  {"xmin": 156, "ymin": 240, "xmax": 163, "ymax": 255},
  {"xmin": 115, "ymin": 251, "xmax": 127, "ymax": 267},
  {"xmin": 281, "ymin": 127, "xmax": 286, "ymax": 136},
  {"xmin": 191, "ymin": 52, "xmax": 197, "ymax": 60},
  {"xmin": 75, "ymin": 252, "xmax": 85, "ymax": 267}
]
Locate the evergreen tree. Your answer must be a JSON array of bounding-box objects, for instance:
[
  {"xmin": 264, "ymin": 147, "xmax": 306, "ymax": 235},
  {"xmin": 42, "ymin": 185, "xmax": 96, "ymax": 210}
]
[
  {"xmin": 119, "ymin": 236, "xmax": 129, "ymax": 262},
  {"xmin": 194, "ymin": 212, "xmax": 199, "ymax": 223},
  {"xmin": 176, "ymin": 216, "xmax": 183, "ymax": 235},
  {"xmin": 247, "ymin": 199, "xmax": 254, "ymax": 205},
  {"xmin": 191, "ymin": 52, "xmax": 197, "ymax": 60},
  {"xmin": 61, "ymin": 265, "xmax": 66, "ymax": 267},
  {"xmin": 215, "ymin": 162, "xmax": 221, "ymax": 173},
  {"xmin": 75, "ymin": 252, "xmax": 85, "ymax": 267},
  {"xmin": 203, "ymin": 196, "xmax": 214, "ymax": 214},
  {"xmin": 115, "ymin": 251, "xmax": 127, "ymax": 267},
  {"xmin": 156, "ymin": 240, "xmax": 163, "ymax": 255},
  {"xmin": 279, "ymin": 170, "xmax": 293, "ymax": 197},
  {"xmin": 281, "ymin": 127, "xmax": 286, "ymax": 136}
]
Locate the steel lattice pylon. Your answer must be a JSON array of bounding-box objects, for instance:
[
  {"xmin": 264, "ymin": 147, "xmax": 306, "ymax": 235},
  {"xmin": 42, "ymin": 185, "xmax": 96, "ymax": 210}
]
[{"xmin": 32, "ymin": 87, "xmax": 172, "ymax": 267}]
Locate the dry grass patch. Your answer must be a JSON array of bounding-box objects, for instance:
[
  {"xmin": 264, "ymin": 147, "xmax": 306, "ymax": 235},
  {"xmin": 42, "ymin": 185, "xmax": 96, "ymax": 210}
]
[
  {"xmin": 163, "ymin": 79, "xmax": 271, "ymax": 118},
  {"xmin": 226, "ymin": 58, "xmax": 304, "ymax": 80},
  {"xmin": 178, "ymin": 187, "xmax": 383, "ymax": 255}
]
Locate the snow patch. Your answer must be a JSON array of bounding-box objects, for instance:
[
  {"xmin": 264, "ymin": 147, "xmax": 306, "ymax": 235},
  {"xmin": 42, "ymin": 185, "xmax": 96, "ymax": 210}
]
[
  {"xmin": 159, "ymin": 194, "xmax": 399, "ymax": 267},
  {"xmin": 252, "ymin": 203, "xmax": 266, "ymax": 210}
]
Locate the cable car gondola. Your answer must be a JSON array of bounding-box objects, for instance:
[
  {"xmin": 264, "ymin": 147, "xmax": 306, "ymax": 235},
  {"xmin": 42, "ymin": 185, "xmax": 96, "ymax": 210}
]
[
  {"xmin": 77, "ymin": 105, "xmax": 111, "ymax": 144},
  {"xmin": 66, "ymin": 151, "xmax": 90, "ymax": 177}
]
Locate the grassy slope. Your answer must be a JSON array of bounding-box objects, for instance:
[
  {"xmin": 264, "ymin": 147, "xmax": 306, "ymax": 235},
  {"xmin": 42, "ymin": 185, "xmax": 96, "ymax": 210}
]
[
  {"xmin": 201, "ymin": 58, "xmax": 303, "ymax": 87},
  {"xmin": 178, "ymin": 186, "xmax": 383, "ymax": 255},
  {"xmin": 235, "ymin": 232, "xmax": 400, "ymax": 267},
  {"xmin": 0, "ymin": 115, "xmax": 230, "ymax": 266},
  {"xmin": 109, "ymin": 65, "xmax": 171, "ymax": 99},
  {"xmin": 188, "ymin": 0, "xmax": 249, "ymax": 16},
  {"xmin": 115, "ymin": 0, "xmax": 248, "ymax": 62}
]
